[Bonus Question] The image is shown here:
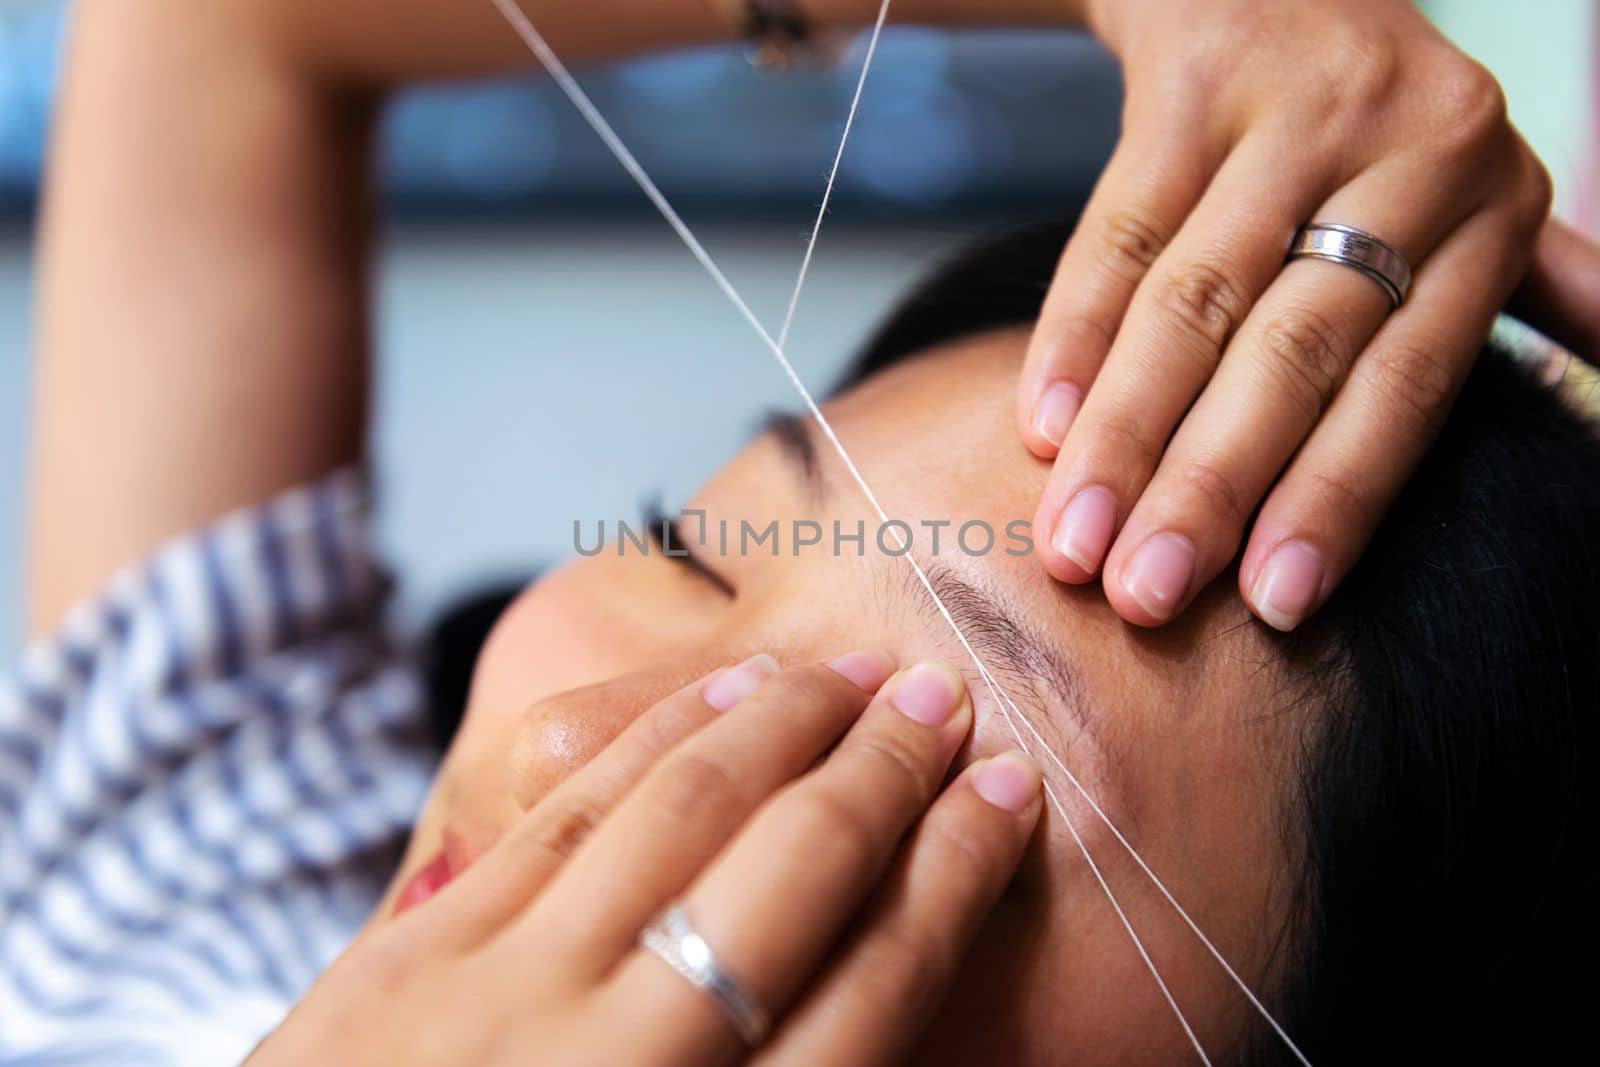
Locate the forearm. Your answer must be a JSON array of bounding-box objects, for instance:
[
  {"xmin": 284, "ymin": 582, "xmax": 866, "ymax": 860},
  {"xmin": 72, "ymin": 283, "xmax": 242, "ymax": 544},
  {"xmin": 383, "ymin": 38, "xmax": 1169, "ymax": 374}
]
[
  {"xmin": 29, "ymin": 2, "xmax": 379, "ymax": 633},
  {"xmin": 28, "ymin": 0, "xmax": 1093, "ymax": 632},
  {"xmin": 232, "ymin": 0, "xmax": 1092, "ymax": 88}
]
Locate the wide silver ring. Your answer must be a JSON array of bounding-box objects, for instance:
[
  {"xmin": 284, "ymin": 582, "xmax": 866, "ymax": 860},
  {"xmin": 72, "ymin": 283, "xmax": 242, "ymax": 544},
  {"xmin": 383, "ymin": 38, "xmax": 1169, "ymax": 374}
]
[
  {"xmin": 1288, "ymin": 223, "xmax": 1412, "ymax": 308},
  {"xmin": 640, "ymin": 903, "xmax": 770, "ymax": 1046}
]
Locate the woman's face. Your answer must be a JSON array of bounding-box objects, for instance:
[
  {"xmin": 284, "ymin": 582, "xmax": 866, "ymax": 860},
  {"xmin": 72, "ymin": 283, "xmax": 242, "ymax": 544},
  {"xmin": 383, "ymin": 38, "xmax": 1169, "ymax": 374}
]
[{"xmin": 376, "ymin": 329, "xmax": 1305, "ymax": 1063}]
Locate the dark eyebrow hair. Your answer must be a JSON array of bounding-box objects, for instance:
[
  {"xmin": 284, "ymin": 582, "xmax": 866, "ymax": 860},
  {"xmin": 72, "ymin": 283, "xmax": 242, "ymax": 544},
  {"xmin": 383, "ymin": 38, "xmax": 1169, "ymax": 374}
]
[
  {"xmin": 908, "ymin": 559, "xmax": 1107, "ymax": 765},
  {"xmin": 758, "ymin": 409, "xmax": 826, "ymax": 501},
  {"xmin": 763, "ymin": 408, "xmax": 1107, "ymax": 766}
]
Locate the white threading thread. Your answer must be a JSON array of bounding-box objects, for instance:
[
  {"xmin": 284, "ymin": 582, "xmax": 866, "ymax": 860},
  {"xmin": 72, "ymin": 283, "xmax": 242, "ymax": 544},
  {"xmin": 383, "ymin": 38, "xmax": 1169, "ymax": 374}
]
[
  {"xmin": 760, "ymin": 4, "xmax": 1206, "ymax": 1060},
  {"xmin": 773, "ymin": 0, "xmax": 890, "ymax": 356},
  {"xmin": 487, "ymin": 0, "xmax": 1206, "ymax": 1058},
  {"xmin": 1041, "ymin": 779, "xmax": 1207, "ymax": 1059},
  {"xmin": 488, "ymin": 3, "xmax": 1306, "ymax": 1063},
  {"xmin": 986, "ymin": 653, "xmax": 1313, "ymax": 1064},
  {"xmin": 761, "ymin": 23, "xmax": 1264, "ymax": 1050}
]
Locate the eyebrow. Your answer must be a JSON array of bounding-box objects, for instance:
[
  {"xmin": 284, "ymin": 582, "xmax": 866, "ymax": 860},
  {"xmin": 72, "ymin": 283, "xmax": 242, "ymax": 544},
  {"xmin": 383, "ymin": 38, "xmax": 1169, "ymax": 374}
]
[
  {"xmin": 761, "ymin": 410, "xmax": 1105, "ymax": 761},
  {"xmin": 915, "ymin": 560, "xmax": 1103, "ymax": 758},
  {"xmin": 759, "ymin": 409, "xmax": 826, "ymax": 501}
]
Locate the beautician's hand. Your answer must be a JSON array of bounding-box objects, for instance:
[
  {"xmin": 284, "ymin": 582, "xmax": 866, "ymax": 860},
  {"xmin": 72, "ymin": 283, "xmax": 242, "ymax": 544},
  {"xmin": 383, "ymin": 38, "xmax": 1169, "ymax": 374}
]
[
  {"xmin": 1512, "ymin": 218, "xmax": 1600, "ymax": 363},
  {"xmin": 248, "ymin": 653, "xmax": 1042, "ymax": 1066},
  {"xmin": 1019, "ymin": 0, "xmax": 1553, "ymax": 630}
]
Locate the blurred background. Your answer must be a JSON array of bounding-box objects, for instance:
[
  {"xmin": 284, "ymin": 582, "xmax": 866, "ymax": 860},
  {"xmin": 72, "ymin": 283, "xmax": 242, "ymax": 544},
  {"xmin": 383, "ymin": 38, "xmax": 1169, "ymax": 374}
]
[{"xmin": 0, "ymin": 0, "xmax": 1592, "ymax": 657}]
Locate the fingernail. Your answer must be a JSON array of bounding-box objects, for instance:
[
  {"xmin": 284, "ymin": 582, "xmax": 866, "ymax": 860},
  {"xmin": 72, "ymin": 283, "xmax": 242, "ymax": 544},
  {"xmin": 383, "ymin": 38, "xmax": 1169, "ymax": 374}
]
[
  {"xmin": 702, "ymin": 653, "xmax": 779, "ymax": 711},
  {"xmin": 890, "ymin": 662, "xmax": 965, "ymax": 727},
  {"xmin": 973, "ymin": 751, "xmax": 1043, "ymax": 812},
  {"xmin": 1032, "ymin": 382, "xmax": 1082, "ymax": 448},
  {"xmin": 1050, "ymin": 486, "xmax": 1117, "ymax": 575},
  {"xmin": 1250, "ymin": 541, "xmax": 1325, "ymax": 632},
  {"xmin": 1121, "ymin": 532, "xmax": 1196, "ymax": 621},
  {"xmin": 826, "ymin": 650, "xmax": 895, "ymax": 692}
]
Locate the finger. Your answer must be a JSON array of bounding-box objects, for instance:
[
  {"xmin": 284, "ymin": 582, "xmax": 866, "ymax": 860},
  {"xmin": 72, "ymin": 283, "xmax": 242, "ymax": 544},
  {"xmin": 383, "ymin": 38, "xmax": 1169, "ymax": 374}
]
[
  {"xmin": 516, "ymin": 651, "xmax": 897, "ymax": 967},
  {"xmin": 1100, "ymin": 154, "xmax": 1479, "ymax": 625},
  {"xmin": 1241, "ymin": 202, "xmax": 1541, "ymax": 630},
  {"xmin": 600, "ymin": 661, "xmax": 975, "ymax": 1062},
  {"xmin": 1509, "ymin": 217, "xmax": 1600, "ymax": 361},
  {"xmin": 403, "ymin": 654, "xmax": 787, "ymax": 939},
  {"xmin": 1017, "ymin": 116, "xmax": 1220, "ymax": 457},
  {"xmin": 755, "ymin": 753, "xmax": 1043, "ymax": 1067},
  {"xmin": 1043, "ymin": 135, "xmax": 1491, "ymax": 601},
  {"xmin": 1032, "ymin": 128, "xmax": 1335, "ymax": 586}
]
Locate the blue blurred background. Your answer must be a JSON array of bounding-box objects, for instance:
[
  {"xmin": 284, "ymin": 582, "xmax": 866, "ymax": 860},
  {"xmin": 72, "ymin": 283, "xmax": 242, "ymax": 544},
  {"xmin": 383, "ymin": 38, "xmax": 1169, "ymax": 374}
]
[
  {"xmin": 0, "ymin": 4, "xmax": 1126, "ymax": 656},
  {"xmin": 0, "ymin": 1, "xmax": 1591, "ymax": 657},
  {"xmin": 3, "ymin": 8, "xmax": 1123, "ymax": 216}
]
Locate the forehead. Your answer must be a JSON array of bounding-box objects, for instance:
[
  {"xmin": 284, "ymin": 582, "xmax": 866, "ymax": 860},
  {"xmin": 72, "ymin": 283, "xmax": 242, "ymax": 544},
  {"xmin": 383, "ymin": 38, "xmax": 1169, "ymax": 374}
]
[
  {"xmin": 789, "ymin": 328, "xmax": 1288, "ymax": 761},
  {"xmin": 788, "ymin": 332, "xmax": 1307, "ymax": 993},
  {"xmin": 825, "ymin": 330, "xmax": 1042, "ymax": 518}
]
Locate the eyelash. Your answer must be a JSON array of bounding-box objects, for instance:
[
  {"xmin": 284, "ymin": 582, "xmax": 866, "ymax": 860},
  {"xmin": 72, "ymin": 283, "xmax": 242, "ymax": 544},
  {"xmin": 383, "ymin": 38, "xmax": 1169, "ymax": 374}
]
[{"xmin": 642, "ymin": 497, "xmax": 736, "ymax": 597}]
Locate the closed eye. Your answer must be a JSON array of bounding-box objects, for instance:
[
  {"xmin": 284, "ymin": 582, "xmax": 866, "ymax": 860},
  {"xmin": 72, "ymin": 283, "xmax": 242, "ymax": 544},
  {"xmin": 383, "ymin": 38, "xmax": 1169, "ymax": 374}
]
[{"xmin": 642, "ymin": 496, "xmax": 736, "ymax": 598}]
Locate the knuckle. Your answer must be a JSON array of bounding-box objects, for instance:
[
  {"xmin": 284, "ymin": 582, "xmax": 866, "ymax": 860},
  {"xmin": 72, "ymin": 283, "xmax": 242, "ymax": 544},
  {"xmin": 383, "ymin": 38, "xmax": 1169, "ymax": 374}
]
[
  {"xmin": 652, "ymin": 752, "xmax": 742, "ymax": 832},
  {"xmin": 1429, "ymin": 58, "xmax": 1508, "ymax": 153},
  {"xmin": 1327, "ymin": 30, "xmax": 1401, "ymax": 107},
  {"xmin": 1043, "ymin": 312, "xmax": 1117, "ymax": 361},
  {"xmin": 635, "ymin": 696, "xmax": 704, "ymax": 757},
  {"xmin": 853, "ymin": 923, "xmax": 950, "ymax": 1009},
  {"xmin": 1283, "ymin": 26, "xmax": 1397, "ymax": 127},
  {"xmin": 1368, "ymin": 339, "xmax": 1460, "ymax": 429},
  {"xmin": 850, "ymin": 732, "xmax": 937, "ymax": 808},
  {"xmin": 1354, "ymin": 45, "xmax": 1402, "ymax": 100},
  {"xmin": 754, "ymin": 664, "xmax": 856, "ymax": 720},
  {"xmin": 1303, "ymin": 467, "xmax": 1375, "ymax": 527},
  {"xmin": 925, "ymin": 804, "xmax": 1008, "ymax": 883},
  {"xmin": 1092, "ymin": 413, "xmax": 1164, "ymax": 473},
  {"xmin": 335, "ymin": 931, "xmax": 423, "ymax": 1009},
  {"xmin": 1257, "ymin": 307, "xmax": 1352, "ymax": 423},
  {"xmin": 1514, "ymin": 152, "xmax": 1555, "ymax": 229},
  {"xmin": 1168, "ymin": 25, "xmax": 1234, "ymax": 97},
  {"xmin": 791, "ymin": 786, "xmax": 881, "ymax": 873},
  {"xmin": 526, "ymin": 793, "xmax": 608, "ymax": 865},
  {"xmin": 1175, "ymin": 458, "xmax": 1251, "ymax": 528},
  {"xmin": 1093, "ymin": 207, "xmax": 1173, "ymax": 281},
  {"xmin": 1152, "ymin": 261, "xmax": 1249, "ymax": 352}
]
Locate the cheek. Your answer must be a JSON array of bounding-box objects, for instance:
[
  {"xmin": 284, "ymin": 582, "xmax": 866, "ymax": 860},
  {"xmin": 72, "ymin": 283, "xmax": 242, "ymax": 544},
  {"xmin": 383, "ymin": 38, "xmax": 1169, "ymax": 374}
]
[
  {"xmin": 467, "ymin": 558, "xmax": 718, "ymax": 809},
  {"xmin": 469, "ymin": 561, "xmax": 654, "ymax": 716},
  {"xmin": 919, "ymin": 835, "xmax": 1206, "ymax": 1066}
]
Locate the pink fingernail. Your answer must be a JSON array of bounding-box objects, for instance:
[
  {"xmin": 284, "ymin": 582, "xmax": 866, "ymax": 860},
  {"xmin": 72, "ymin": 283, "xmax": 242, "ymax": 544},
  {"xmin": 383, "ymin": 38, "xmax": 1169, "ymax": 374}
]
[
  {"xmin": 825, "ymin": 650, "xmax": 895, "ymax": 693},
  {"xmin": 973, "ymin": 752, "xmax": 1043, "ymax": 812},
  {"xmin": 1121, "ymin": 532, "xmax": 1196, "ymax": 621},
  {"xmin": 1250, "ymin": 541, "xmax": 1325, "ymax": 632},
  {"xmin": 890, "ymin": 662, "xmax": 964, "ymax": 727},
  {"xmin": 1033, "ymin": 382, "xmax": 1082, "ymax": 449},
  {"xmin": 1050, "ymin": 486, "xmax": 1117, "ymax": 575},
  {"xmin": 702, "ymin": 653, "xmax": 779, "ymax": 711}
]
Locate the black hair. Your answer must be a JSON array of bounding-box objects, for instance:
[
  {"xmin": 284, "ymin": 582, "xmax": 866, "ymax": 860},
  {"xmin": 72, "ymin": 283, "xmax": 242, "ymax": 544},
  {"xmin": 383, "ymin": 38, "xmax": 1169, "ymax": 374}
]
[{"xmin": 839, "ymin": 218, "xmax": 1600, "ymax": 1062}]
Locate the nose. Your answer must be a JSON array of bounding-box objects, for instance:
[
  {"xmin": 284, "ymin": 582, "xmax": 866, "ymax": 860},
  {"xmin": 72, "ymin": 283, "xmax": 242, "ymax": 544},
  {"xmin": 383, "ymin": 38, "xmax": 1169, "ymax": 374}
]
[{"xmin": 505, "ymin": 655, "xmax": 732, "ymax": 812}]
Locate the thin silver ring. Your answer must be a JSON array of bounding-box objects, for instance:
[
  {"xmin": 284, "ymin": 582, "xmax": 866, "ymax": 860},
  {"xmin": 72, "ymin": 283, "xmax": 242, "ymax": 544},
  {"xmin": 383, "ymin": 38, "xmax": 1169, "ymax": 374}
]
[
  {"xmin": 640, "ymin": 903, "xmax": 770, "ymax": 1046},
  {"xmin": 1287, "ymin": 223, "xmax": 1413, "ymax": 308}
]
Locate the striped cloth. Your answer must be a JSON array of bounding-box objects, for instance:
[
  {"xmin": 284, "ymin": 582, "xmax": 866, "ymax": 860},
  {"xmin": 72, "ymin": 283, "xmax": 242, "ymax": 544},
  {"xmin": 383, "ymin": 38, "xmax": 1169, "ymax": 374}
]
[{"xmin": 0, "ymin": 471, "xmax": 437, "ymax": 1065}]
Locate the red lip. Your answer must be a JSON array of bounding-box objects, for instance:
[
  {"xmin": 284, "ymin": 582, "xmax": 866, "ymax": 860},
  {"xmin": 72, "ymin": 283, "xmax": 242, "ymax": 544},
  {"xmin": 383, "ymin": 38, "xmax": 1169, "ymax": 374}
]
[
  {"xmin": 393, "ymin": 825, "xmax": 493, "ymax": 917},
  {"xmin": 393, "ymin": 849, "xmax": 454, "ymax": 916}
]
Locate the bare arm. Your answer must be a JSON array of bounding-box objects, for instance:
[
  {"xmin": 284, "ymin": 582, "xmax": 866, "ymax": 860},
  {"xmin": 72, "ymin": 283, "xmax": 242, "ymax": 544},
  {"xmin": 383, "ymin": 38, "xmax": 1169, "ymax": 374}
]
[{"xmin": 27, "ymin": 0, "xmax": 1085, "ymax": 634}]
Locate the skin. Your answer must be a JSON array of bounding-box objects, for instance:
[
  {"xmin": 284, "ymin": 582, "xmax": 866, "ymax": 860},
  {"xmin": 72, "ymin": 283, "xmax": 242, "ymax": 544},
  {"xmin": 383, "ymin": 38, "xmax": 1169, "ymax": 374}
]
[
  {"xmin": 24, "ymin": 0, "xmax": 1600, "ymax": 1061},
  {"xmin": 28, "ymin": 0, "xmax": 1600, "ymax": 642},
  {"xmin": 1020, "ymin": 0, "xmax": 1560, "ymax": 633},
  {"xmin": 342, "ymin": 332, "xmax": 1305, "ymax": 1063}
]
